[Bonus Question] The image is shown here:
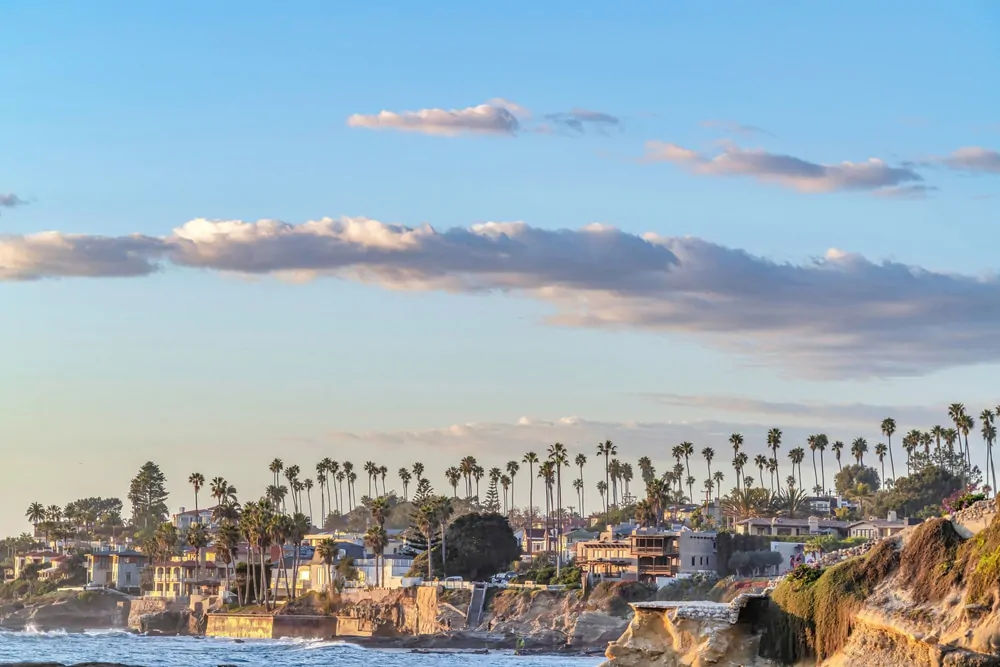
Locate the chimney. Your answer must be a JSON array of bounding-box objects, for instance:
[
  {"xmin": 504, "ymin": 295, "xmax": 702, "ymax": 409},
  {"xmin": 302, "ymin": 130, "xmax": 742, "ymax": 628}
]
[
  {"xmin": 887, "ymin": 510, "xmax": 898, "ymax": 522},
  {"xmin": 808, "ymin": 516, "xmax": 819, "ymax": 533},
  {"xmin": 178, "ymin": 507, "xmax": 185, "ymax": 514}
]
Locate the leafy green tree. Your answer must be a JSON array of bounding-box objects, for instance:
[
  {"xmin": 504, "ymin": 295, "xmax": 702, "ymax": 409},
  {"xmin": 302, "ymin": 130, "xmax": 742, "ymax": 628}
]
[
  {"xmin": 870, "ymin": 465, "xmax": 966, "ymax": 518},
  {"xmin": 409, "ymin": 512, "xmax": 520, "ymax": 582},
  {"xmin": 128, "ymin": 462, "xmax": 169, "ymax": 534},
  {"xmin": 834, "ymin": 464, "xmax": 880, "ymax": 497}
]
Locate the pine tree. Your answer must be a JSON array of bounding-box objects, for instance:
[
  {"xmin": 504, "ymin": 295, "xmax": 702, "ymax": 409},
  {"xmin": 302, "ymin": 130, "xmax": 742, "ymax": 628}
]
[
  {"xmin": 128, "ymin": 462, "xmax": 169, "ymax": 534},
  {"xmin": 412, "ymin": 478, "xmax": 434, "ymax": 506},
  {"xmin": 484, "ymin": 477, "xmax": 501, "ymax": 513}
]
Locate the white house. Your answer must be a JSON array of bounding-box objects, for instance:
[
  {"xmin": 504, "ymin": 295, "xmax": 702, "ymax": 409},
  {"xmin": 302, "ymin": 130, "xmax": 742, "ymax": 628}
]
[
  {"xmin": 172, "ymin": 506, "xmax": 219, "ymax": 531},
  {"xmin": 354, "ymin": 553, "xmax": 415, "ymax": 588}
]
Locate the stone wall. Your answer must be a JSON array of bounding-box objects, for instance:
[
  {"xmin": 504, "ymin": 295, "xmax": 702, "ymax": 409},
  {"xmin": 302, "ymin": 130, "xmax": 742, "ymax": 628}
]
[
  {"xmin": 206, "ymin": 613, "xmax": 364, "ymax": 639},
  {"xmin": 205, "ymin": 614, "xmax": 276, "ymax": 639},
  {"xmin": 952, "ymin": 499, "xmax": 997, "ymax": 537}
]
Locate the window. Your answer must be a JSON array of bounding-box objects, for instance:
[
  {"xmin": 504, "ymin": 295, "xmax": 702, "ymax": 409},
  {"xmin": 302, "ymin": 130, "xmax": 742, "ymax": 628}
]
[
  {"xmin": 691, "ymin": 557, "xmax": 695, "ymax": 566},
  {"xmin": 125, "ymin": 572, "xmax": 131, "ymax": 583}
]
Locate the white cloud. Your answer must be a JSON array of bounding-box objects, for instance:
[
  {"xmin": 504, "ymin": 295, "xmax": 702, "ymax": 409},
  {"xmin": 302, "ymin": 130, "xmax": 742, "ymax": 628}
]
[
  {"xmin": 0, "ymin": 193, "xmax": 29, "ymax": 213},
  {"xmin": 347, "ymin": 100, "xmax": 620, "ymax": 137},
  {"xmin": 5, "ymin": 216, "xmax": 1000, "ymax": 377},
  {"xmin": 346, "ymin": 101, "xmax": 521, "ymax": 137},
  {"xmin": 645, "ymin": 141, "xmax": 926, "ymax": 195}
]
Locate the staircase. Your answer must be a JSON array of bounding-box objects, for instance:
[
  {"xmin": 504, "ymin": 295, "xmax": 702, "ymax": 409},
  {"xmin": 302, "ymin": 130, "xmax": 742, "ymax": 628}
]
[{"xmin": 466, "ymin": 583, "xmax": 487, "ymax": 629}]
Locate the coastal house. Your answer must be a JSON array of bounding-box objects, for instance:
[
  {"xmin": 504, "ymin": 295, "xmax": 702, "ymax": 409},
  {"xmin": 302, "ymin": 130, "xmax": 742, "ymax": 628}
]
[
  {"xmin": 560, "ymin": 528, "xmax": 599, "ymax": 561},
  {"xmin": 171, "ymin": 506, "xmax": 219, "ymax": 532},
  {"xmin": 149, "ymin": 560, "xmax": 229, "ymax": 598},
  {"xmin": 848, "ymin": 512, "xmax": 921, "ymax": 540},
  {"xmin": 575, "ymin": 536, "xmax": 634, "ymax": 582},
  {"xmin": 86, "ymin": 547, "xmax": 148, "ymax": 594},
  {"xmin": 735, "ymin": 516, "xmax": 851, "ymax": 539},
  {"xmin": 629, "ymin": 528, "xmax": 718, "ymax": 583},
  {"xmin": 514, "ymin": 527, "xmax": 556, "ymax": 557},
  {"xmin": 354, "ymin": 553, "xmax": 415, "ymax": 588},
  {"xmin": 13, "ymin": 550, "xmax": 60, "ymax": 579},
  {"xmin": 307, "ymin": 541, "xmax": 365, "ymax": 592}
]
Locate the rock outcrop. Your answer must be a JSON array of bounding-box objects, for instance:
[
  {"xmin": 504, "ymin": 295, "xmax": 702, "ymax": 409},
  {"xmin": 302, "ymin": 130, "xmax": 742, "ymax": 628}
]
[
  {"xmin": 0, "ymin": 591, "xmax": 128, "ymax": 632},
  {"xmin": 602, "ymin": 604, "xmax": 771, "ymax": 667}
]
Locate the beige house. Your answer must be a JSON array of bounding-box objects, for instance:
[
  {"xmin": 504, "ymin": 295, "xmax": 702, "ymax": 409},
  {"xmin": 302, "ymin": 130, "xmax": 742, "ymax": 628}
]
[
  {"xmin": 848, "ymin": 512, "xmax": 920, "ymax": 540},
  {"xmin": 735, "ymin": 516, "xmax": 851, "ymax": 538}
]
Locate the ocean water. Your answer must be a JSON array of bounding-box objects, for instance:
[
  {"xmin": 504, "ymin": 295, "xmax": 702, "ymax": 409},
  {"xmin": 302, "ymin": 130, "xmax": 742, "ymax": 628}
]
[{"xmin": 0, "ymin": 629, "xmax": 603, "ymax": 667}]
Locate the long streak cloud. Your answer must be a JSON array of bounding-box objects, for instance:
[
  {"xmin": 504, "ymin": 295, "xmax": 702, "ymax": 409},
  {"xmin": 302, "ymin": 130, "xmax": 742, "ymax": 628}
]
[{"xmin": 4, "ymin": 217, "xmax": 1000, "ymax": 377}]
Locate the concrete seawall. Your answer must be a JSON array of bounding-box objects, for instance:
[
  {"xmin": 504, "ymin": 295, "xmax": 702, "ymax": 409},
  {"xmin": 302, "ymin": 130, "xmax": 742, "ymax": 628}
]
[{"xmin": 205, "ymin": 613, "xmax": 374, "ymax": 639}]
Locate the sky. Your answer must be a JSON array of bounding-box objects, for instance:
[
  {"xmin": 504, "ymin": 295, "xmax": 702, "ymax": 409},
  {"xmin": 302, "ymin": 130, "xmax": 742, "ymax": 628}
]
[{"xmin": 2, "ymin": 1, "xmax": 999, "ymax": 536}]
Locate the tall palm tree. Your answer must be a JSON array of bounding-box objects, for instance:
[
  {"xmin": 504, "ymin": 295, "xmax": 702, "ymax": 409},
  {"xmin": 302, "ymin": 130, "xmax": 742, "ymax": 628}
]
[
  {"xmin": 701, "ymin": 447, "xmax": 715, "ymax": 493},
  {"xmin": 948, "ymin": 403, "xmax": 967, "ymax": 462},
  {"xmin": 328, "ymin": 460, "xmax": 341, "ymax": 514},
  {"xmin": 433, "ymin": 496, "xmax": 454, "ymax": 577},
  {"xmin": 609, "ymin": 459, "xmax": 621, "ymax": 507},
  {"xmin": 733, "ymin": 453, "xmax": 748, "ymax": 492},
  {"xmin": 472, "ymin": 465, "xmax": 484, "ymax": 499},
  {"xmin": 398, "ymin": 469, "xmax": 412, "ymax": 501},
  {"xmin": 315, "ymin": 462, "xmax": 327, "ymax": 523},
  {"xmin": 851, "ymin": 437, "xmax": 868, "ymax": 466},
  {"xmin": 186, "ymin": 522, "xmax": 210, "ymax": 595},
  {"xmin": 363, "ymin": 462, "xmax": 376, "ymax": 499},
  {"xmin": 679, "ymin": 441, "xmax": 695, "ymax": 500},
  {"xmin": 445, "ymin": 467, "xmax": 461, "ymax": 498},
  {"xmin": 766, "ymin": 459, "xmax": 778, "ymax": 491},
  {"xmin": 303, "ymin": 479, "xmax": 314, "ymax": 527},
  {"xmin": 875, "ymin": 443, "xmax": 888, "ymax": 484},
  {"xmin": 501, "ymin": 475, "xmax": 511, "ymax": 512},
  {"xmin": 880, "ymin": 418, "xmax": 897, "ymax": 482},
  {"xmin": 960, "ymin": 414, "xmax": 975, "ymax": 470},
  {"xmin": 754, "ymin": 454, "xmax": 768, "ymax": 491},
  {"xmin": 637, "ymin": 456, "xmax": 655, "ymax": 484},
  {"xmin": 378, "ymin": 466, "xmax": 388, "ymax": 496},
  {"xmin": 931, "ymin": 425, "xmax": 946, "ymax": 456},
  {"xmin": 317, "ymin": 538, "xmax": 338, "ymax": 594},
  {"xmin": 412, "ymin": 462, "xmax": 425, "ymax": 483},
  {"xmin": 573, "ymin": 478, "xmax": 584, "ymax": 514},
  {"xmin": 26, "ymin": 502, "xmax": 45, "ymax": 529},
  {"xmin": 713, "ymin": 470, "xmax": 725, "ymax": 502},
  {"xmin": 460, "ymin": 457, "xmax": 477, "ymax": 498},
  {"xmin": 548, "ymin": 443, "xmax": 569, "ymax": 576},
  {"xmin": 538, "ymin": 461, "xmax": 555, "ymax": 557},
  {"xmin": 216, "ymin": 520, "xmax": 240, "ymax": 605},
  {"xmin": 188, "ymin": 473, "xmax": 205, "ymax": 513},
  {"xmin": 597, "ymin": 440, "xmax": 616, "ymax": 513},
  {"xmin": 981, "ymin": 409, "xmax": 997, "ymax": 497},
  {"xmin": 269, "ymin": 459, "xmax": 284, "ymax": 488},
  {"xmin": 831, "ymin": 440, "xmax": 844, "ymax": 472},
  {"xmin": 807, "ymin": 435, "xmax": 820, "ymax": 492},
  {"xmin": 788, "ymin": 447, "xmax": 805, "ymax": 489},
  {"xmin": 814, "ymin": 434, "xmax": 829, "ymax": 493},
  {"xmin": 506, "ymin": 460, "xmax": 520, "ymax": 514},
  {"xmin": 596, "ymin": 481, "xmax": 607, "ymax": 515},
  {"xmin": 523, "ymin": 452, "xmax": 539, "ymax": 551},
  {"xmin": 337, "ymin": 471, "xmax": 347, "ymax": 513},
  {"xmin": 574, "ymin": 453, "xmax": 587, "ymax": 515},
  {"xmin": 364, "ymin": 526, "xmax": 388, "ymax": 588},
  {"xmin": 729, "ymin": 433, "xmax": 745, "ymax": 489},
  {"xmin": 767, "ymin": 428, "xmax": 783, "ymax": 493}
]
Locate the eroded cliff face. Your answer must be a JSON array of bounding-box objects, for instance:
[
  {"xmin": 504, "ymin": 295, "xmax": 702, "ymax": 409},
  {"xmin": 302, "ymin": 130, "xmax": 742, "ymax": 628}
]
[
  {"xmin": 602, "ymin": 606, "xmax": 772, "ymax": 667},
  {"xmin": 485, "ymin": 588, "xmax": 629, "ymax": 648}
]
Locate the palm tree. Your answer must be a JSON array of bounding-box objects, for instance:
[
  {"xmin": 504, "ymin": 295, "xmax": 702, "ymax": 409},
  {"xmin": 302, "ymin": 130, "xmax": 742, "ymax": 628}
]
[
  {"xmin": 812, "ymin": 434, "xmax": 829, "ymax": 493},
  {"xmin": 378, "ymin": 466, "xmax": 388, "ymax": 496},
  {"xmin": 574, "ymin": 454, "xmax": 587, "ymax": 515},
  {"xmin": 931, "ymin": 425, "xmax": 946, "ymax": 456},
  {"xmin": 767, "ymin": 428, "xmax": 783, "ymax": 493},
  {"xmin": 433, "ymin": 496, "xmax": 454, "ymax": 576},
  {"xmin": 317, "ymin": 538, "xmax": 339, "ymax": 593},
  {"xmin": 875, "ymin": 443, "xmax": 888, "ymax": 484},
  {"xmin": 398, "ymin": 469, "xmax": 412, "ymax": 501},
  {"xmin": 597, "ymin": 440, "xmax": 616, "ymax": 512},
  {"xmin": 445, "ymin": 467, "xmax": 461, "ymax": 498},
  {"xmin": 701, "ymin": 447, "xmax": 715, "ymax": 492},
  {"xmin": 185, "ymin": 521, "xmax": 210, "ymax": 595},
  {"xmin": 729, "ymin": 433, "xmax": 745, "ymax": 488},
  {"xmin": 472, "ymin": 465, "xmax": 484, "ymax": 499},
  {"xmin": 573, "ymin": 478, "xmax": 584, "ymax": 513},
  {"xmin": 363, "ymin": 461, "xmax": 376, "ymax": 499},
  {"xmin": 880, "ymin": 418, "xmax": 897, "ymax": 482},
  {"xmin": 807, "ymin": 435, "xmax": 820, "ymax": 492},
  {"xmin": 342, "ymin": 461, "xmax": 355, "ymax": 510},
  {"xmin": 981, "ymin": 409, "xmax": 997, "ymax": 497},
  {"xmin": 679, "ymin": 441, "xmax": 695, "ymax": 500},
  {"xmin": 547, "ymin": 443, "xmax": 569, "ymax": 575},
  {"xmin": 522, "ymin": 452, "xmax": 538, "ymax": 547},
  {"xmin": 327, "ymin": 460, "xmax": 340, "ymax": 514},
  {"xmin": 500, "ymin": 475, "xmax": 511, "ymax": 512},
  {"xmin": 637, "ymin": 456, "xmax": 655, "ymax": 484},
  {"xmin": 733, "ymin": 453, "xmax": 748, "ymax": 492},
  {"xmin": 596, "ymin": 480, "xmax": 608, "ymax": 515},
  {"xmin": 303, "ymin": 479, "xmax": 314, "ymax": 526},
  {"xmin": 960, "ymin": 414, "xmax": 975, "ymax": 470},
  {"xmin": 269, "ymin": 459, "xmax": 284, "ymax": 488},
  {"xmin": 831, "ymin": 440, "xmax": 844, "ymax": 472},
  {"xmin": 851, "ymin": 437, "xmax": 868, "ymax": 466},
  {"xmin": 412, "ymin": 462, "xmax": 425, "ymax": 483},
  {"xmin": 315, "ymin": 462, "xmax": 327, "ymax": 523},
  {"xmin": 506, "ymin": 460, "xmax": 520, "ymax": 513},
  {"xmin": 415, "ymin": 503, "xmax": 437, "ymax": 580},
  {"xmin": 538, "ymin": 461, "xmax": 555, "ymax": 558},
  {"xmin": 766, "ymin": 459, "xmax": 778, "ymax": 491},
  {"xmin": 460, "ymin": 456, "xmax": 477, "ymax": 498},
  {"xmin": 188, "ymin": 473, "xmax": 205, "ymax": 513},
  {"xmin": 609, "ymin": 459, "xmax": 621, "ymax": 507},
  {"xmin": 713, "ymin": 470, "xmax": 725, "ymax": 501},
  {"xmin": 364, "ymin": 525, "xmax": 388, "ymax": 587},
  {"xmin": 788, "ymin": 447, "xmax": 805, "ymax": 489},
  {"xmin": 25, "ymin": 502, "xmax": 45, "ymax": 529},
  {"xmin": 948, "ymin": 403, "xmax": 967, "ymax": 461},
  {"xmin": 216, "ymin": 520, "xmax": 240, "ymax": 604},
  {"xmin": 754, "ymin": 454, "xmax": 767, "ymax": 490}
]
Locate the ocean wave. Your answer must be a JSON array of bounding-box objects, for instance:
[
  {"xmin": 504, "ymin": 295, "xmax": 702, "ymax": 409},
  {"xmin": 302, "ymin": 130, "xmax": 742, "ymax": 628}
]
[{"xmin": 23, "ymin": 624, "xmax": 68, "ymax": 636}]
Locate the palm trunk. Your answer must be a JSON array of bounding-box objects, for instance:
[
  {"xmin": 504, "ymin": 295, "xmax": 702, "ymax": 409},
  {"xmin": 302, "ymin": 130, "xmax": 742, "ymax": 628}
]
[
  {"xmin": 260, "ymin": 547, "xmax": 269, "ymax": 610},
  {"xmin": 278, "ymin": 554, "xmax": 288, "ymax": 601},
  {"xmin": 244, "ymin": 548, "xmax": 253, "ymax": 605},
  {"xmin": 555, "ymin": 468, "xmax": 562, "ymax": 577},
  {"xmin": 887, "ymin": 436, "xmax": 896, "ymax": 481},
  {"xmin": 604, "ymin": 454, "xmax": 610, "ymax": 513},
  {"xmin": 527, "ymin": 464, "xmax": 534, "ymax": 556},
  {"xmin": 440, "ymin": 522, "xmax": 447, "ymax": 578},
  {"xmin": 292, "ymin": 548, "xmax": 300, "ymax": 600}
]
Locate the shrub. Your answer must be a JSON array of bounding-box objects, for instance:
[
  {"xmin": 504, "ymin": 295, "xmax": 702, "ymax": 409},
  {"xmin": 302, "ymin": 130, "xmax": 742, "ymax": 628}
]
[{"xmin": 943, "ymin": 487, "xmax": 987, "ymax": 514}]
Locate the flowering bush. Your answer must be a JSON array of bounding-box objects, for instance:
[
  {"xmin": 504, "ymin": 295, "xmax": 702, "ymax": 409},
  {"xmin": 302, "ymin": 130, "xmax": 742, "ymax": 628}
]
[{"xmin": 943, "ymin": 486, "xmax": 987, "ymax": 514}]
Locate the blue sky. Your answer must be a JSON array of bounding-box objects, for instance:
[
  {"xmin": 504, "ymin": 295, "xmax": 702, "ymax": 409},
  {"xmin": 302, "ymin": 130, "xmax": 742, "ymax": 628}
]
[{"xmin": 2, "ymin": 1, "xmax": 998, "ymax": 535}]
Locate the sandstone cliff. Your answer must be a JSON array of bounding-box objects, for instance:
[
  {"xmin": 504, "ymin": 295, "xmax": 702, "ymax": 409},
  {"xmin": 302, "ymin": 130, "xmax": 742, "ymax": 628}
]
[
  {"xmin": 484, "ymin": 588, "xmax": 630, "ymax": 649},
  {"xmin": 0, "ymin": 590, "xmax": 128, "ymax": 632}
]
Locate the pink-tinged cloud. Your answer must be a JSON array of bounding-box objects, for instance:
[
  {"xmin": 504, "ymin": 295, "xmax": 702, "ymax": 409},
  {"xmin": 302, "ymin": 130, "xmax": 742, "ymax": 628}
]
[
  {"xmin": 645, "ymin": 141, "xmax": 925, "ymax": 195},
  {"xmin": 4, "ymin": 217, "xmax": 1000, "ymax": 377},
  {"xmin": 346, "ymin": 101, "xmax": 521, "ymax": 137}
]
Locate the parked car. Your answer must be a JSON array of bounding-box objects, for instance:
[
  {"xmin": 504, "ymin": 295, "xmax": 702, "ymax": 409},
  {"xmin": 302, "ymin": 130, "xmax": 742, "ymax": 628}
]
[{"xmin": 444, "ymin": 575, "xmax": 463, "ymax": 582}]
